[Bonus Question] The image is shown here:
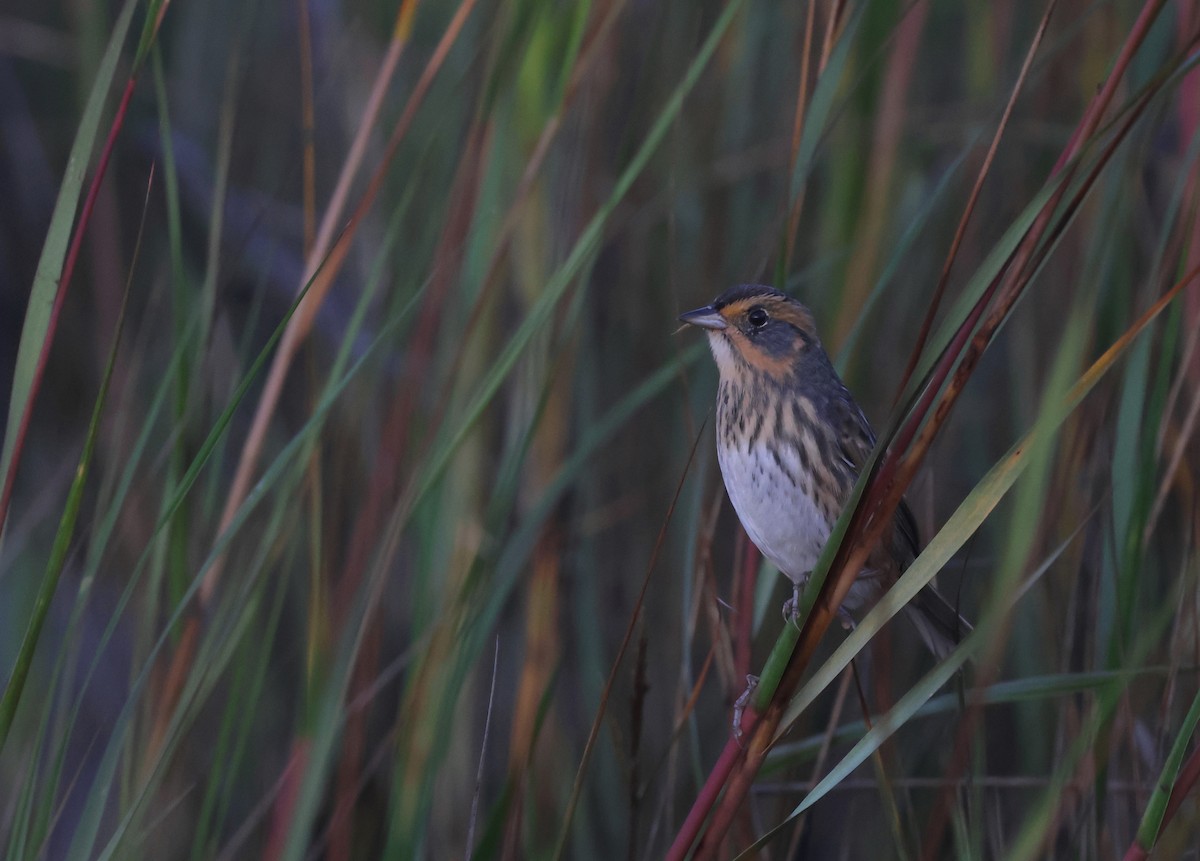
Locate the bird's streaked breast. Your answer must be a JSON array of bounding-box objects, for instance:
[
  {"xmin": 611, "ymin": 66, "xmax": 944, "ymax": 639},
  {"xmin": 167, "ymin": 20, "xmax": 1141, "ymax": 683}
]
[{"xmin": 717, "ymin": 438, "xmax": 827, "ymax": 584}]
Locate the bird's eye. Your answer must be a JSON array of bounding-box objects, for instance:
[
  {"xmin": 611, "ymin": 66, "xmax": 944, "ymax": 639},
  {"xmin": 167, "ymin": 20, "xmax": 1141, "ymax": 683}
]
[{"xmin": 747, "ymin": 307, "xmax": 769, "ymax": 329}]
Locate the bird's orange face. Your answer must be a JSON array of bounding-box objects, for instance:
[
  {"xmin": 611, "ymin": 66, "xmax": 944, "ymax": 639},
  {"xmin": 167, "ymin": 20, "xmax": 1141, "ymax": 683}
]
[{"xmin": 679, "ymin": 286, "xmax": 821, "ymax": 383}]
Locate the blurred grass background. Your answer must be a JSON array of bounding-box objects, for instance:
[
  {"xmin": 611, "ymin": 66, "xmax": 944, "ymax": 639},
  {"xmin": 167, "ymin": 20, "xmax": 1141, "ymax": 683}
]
[{"xmin": 1, "ymin": 0, "xmax": 1199, "ymax": 858}]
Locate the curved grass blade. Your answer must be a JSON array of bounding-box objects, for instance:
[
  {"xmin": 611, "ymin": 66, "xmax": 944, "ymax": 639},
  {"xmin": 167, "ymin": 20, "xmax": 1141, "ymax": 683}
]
[
  {"xmin": 835, "ymin": 143, "xmax": 973, "ymax": 370},
  {"xmin": 779, "ymin": 259, "xmax": 1198, "ymax": 733},
  {"xmin": 410, "ymin": 0, "xmax": 749, "ymax": 511},
  {"xmin": 1004, "ymin": 594, "xmax": 1181, "ymax": 861},
  {"xmin": 1129, "ymin": 687, "xmax": 1200, "ymax": 856},
  {"xmin": 61, "ymin": 279, "xmax": 426, "ymax": 859},
  {"xmin": 739, "ymin": 254, "xmax": 1199, "ymax": 855},
  {"xmin": 765, "ymin": 669, "xmax": 1172, "ymax": 774},
  {"xmin": 753, "ymin": 172, "xmax": 1066, "ymax": 712},
  {"xmin": 780, "ymin": 518, "xmax": 1084, "ymax": 735},
  {"xmin": 0, "ymin": 0, "xmax": 141, "ymax": 549},
  {"xmin": 739, "ymin": 281, "xmax": 1094, "ymax": 858},
  {"xmin": 0, "ymin": 163, "xmax": 149, "ymax": 753}
]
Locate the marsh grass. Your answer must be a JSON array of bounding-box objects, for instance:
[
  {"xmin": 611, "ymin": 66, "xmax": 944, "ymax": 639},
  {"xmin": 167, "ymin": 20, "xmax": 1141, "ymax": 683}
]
[{"xmin": 1, "ymin": 1, "xmax": 1199, "ymax": 858}]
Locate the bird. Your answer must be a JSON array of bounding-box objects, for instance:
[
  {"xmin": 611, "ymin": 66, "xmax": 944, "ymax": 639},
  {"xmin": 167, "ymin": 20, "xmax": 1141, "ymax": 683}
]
[{"xmin": 679, "ymin": 284, "xmax": 966, "ymax": 658}]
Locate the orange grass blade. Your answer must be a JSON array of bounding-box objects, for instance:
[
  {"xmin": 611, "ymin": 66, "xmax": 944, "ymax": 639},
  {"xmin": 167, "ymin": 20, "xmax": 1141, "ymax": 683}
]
[
  {"xmin": 680, "ymin": 3, "xmax": 1178, "ymax": 855},
  {"xmin": 201, "ymin": 0, "xmax": 475, "ymax": 608}
]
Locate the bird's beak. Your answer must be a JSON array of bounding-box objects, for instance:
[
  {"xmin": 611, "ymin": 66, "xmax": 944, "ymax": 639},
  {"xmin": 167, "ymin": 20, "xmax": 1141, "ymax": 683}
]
[{"xmin": 678, "ymin": 305, "xmax": 727, "ymax": 330}]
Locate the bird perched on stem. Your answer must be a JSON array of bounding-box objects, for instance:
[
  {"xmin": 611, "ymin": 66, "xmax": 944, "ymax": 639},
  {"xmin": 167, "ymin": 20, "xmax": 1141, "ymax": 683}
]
[{"xmin": 679, "ymin": 284, "xmax": 965, "ymax": 657}]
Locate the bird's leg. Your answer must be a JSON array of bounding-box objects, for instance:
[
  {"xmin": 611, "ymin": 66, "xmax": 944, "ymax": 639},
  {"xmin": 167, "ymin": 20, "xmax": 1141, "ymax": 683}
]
[
  {"xmin": 781, "ymin": 578, "xmax": 856, "ymax": 632},
  {"xmin": 781, "ymin": 578, "xmax": 805, "ymax": 627},
  {"xmin": 732, "ymin": 674, "xmax": 759, "ymax": 744}
]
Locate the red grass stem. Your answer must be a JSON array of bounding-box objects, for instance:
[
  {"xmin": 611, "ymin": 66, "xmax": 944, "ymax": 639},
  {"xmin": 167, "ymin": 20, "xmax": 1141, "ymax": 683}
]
[{"xmin": 0, "ymin": 75, "xmax": 137, "ymax": 539}]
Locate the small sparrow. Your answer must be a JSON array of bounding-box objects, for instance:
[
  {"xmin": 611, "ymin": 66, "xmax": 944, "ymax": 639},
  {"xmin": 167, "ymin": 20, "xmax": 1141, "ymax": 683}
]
[{"xmin": 680, "ymin": 284, "xmax": 965, "ymax": 656}]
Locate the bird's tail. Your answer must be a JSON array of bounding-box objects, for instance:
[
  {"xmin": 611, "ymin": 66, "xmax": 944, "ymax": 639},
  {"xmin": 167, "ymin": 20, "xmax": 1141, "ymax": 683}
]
[{"xmin": 905, "ymin": 585, "xmax": 971, "ymax": 660}]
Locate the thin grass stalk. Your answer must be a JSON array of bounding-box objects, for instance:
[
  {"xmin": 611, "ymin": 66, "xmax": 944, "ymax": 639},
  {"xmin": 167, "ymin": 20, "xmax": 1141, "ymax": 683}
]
[
  {"xmin": 357, "ymin": 122, "xmax": 494, "ymax": 858},
  {"xmin": 142, "ymin": 0, "xmax": 478, "ymax": 765},
  {"xmin": 1054, "ymin": 0, "xmax": 1170, "ymax": 174},
  {"xmin": 785, "ymin": 666, "xmax": 855, "ymax": 856},
  {"xmin": 157, "ymin": 45, "xmax": 240, "ymax": 653},
  {"xmin": 316, "ymin": 86, "xmax": 494, "ymax": 851},
  {"xmin": 895, "ymin": 0, "xmax": 1057, "ymax": 403},
  {"xmin": 661, "ymin": 489, "xmax": 721, "ymax": 847},
  {"xmin": 921, "ymin": 262, "xmax": 1200, "ymax": 855},
  {"xmin": 168, "ymin": 307, "xmax": 433, "ymax": 861},
  {"xmin": 865, "ymin": 6, "xmax": 1189, "ymax": 659},
  {"xmin": 855, "ymin": 662, "xmax": 912, "ymax": 861},
  {"xmin": 737, "ymin": 263, "xmax": 1200, "ymax": 857},
  {"xmin": 732, "ymin": 531, "xmax": 757, "ymax": 685},
  {"xmin": 200, "ymin": 0, "xmax": 476, "ymax": 608},
  {"xmin": 387, "ymin": 0, "xmax": 752, "ymax": 574},
  {"xmin": 187, "ymin": 604, "xmax": 264, "ymax": 858},
  {"xmin": 305, "ymin": 0, "xmax": 422, "ymax": 280},
  {"xmin": 417, "ymin": 0, "xmax": 628, "ymax": 453},
  {"xmin": 1124, "ymin": 687, "xmax": 1200, "ymax": 859},
  {"xmin": 892, "ymin": 0, "xmax": 1182, "ymax": 473},
  {"xmin": 297, "ymin": 0, "xmax": 316, "ymax": 254},
  {"xmin": 682, "ymin": 4, "xmax": 1177, "ymax": 854},
  {"xmin": 780, "ymin": 5, "xmax": 863, "ymax": 290},
  {"xmin": 912, "ymin": 68, "xmax": 1190, "ymax": 849},
  {"xmin": 0, "ymin": 168, "xmax": 147, "ymax": 753},
  {"xmin": 7, "ymin": 1, "xmax": 1196, "ymax": 856},
  {"xmin": 1161, "ymin": 737, "xmax": 1200, "ymax": 833},
  {"xmin": 0, "ymin": 0, "xmax": 169, "ymax": 535},
  {"xmin": 550, "ymin": 422, "xmax": 706, "ymax": 861},
  {"xmin": 504, "ymin": 359, "xmax": 578, "ymax": 853},
  {"xmin": 1004, "ymin": 601, "xmax": 1183, "ymax": 861},
  {"xmin": 818, "ymin": 0, "xmax": 850, "ymax": 73},
  {"xmin": 780, "ymin": 0, "xmax": 817, "ymax": 276},
  {"xmin": 1145, "ymin": 352, "xmax": 1200, "ymax": 536},
  {"xmin": 833, "ymin": 0, "xmax": 929, "ymax": 343},
  {"xmin": 464, "ymin": 637, "xmax": 500, "ymax": 861},
  {"xmin": 0, "ymin": 18, "xmax": 142, "ymax": 541}
]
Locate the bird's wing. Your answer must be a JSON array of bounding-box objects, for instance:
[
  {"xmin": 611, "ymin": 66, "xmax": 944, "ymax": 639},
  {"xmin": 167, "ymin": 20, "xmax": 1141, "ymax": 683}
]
[
  {"xmin": 833, "ymin": 393, "xmax": 876, "ymax": 473},
  {"xmin": 834, "ymin": 391, "xmax": 965, "ymax": 654},
  {"xmin": 894, "ymin": 496, "xmax": 922, "ymax": 563},
  {"xmin": 833, "ymin": 391, "xmax": 921, "ymax": 562}
]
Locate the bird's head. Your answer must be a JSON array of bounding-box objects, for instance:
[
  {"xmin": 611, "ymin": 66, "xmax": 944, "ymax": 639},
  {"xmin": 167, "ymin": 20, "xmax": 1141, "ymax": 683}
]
[{"xmin": 678, "ymin": 284, "xmax": 822, "ymax": 382}]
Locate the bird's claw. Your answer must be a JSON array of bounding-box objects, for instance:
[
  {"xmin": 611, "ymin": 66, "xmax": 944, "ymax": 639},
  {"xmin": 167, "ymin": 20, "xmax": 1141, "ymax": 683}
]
[
  {"xmin": 732, "ymin": 674, "xmax": 759, "ymax": 745},
  {"xmin": 781, "ymin": 582, "xmax": 803, "ymax": 628},
  {"xmin": 781, "ymin": 582, "xmax": 857, "ymax": 633}
]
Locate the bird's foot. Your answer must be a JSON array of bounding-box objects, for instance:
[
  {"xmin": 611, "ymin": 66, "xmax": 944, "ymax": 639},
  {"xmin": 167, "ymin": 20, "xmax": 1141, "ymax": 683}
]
[
  {"xmin": 780, "ymin": 581, "xmax": 856, "ymax": 633},
  {"xmin": 733, "ymin": 674, "xmax": 759, "ymax": 745},
  {"xmin": 781, "ymin": 582, "xmax": 803, "ymax": 628}
]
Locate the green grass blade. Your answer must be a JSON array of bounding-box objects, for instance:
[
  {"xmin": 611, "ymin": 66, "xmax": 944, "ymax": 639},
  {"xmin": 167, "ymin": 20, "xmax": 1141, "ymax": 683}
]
[
  {"xmin": 409, "ymin": 0, "xmax": 749, "ymax": 511},
  {"xmin": 0, "ymin": 0, "xmax": 140, "ymax": 550},
  {"xmin": 1132, "ymin": 687, "xmax": 1200, "ymax": 853},
  {"xmin": 0, "ymin": 209, "xmax": 139, "ymax": 755}
]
